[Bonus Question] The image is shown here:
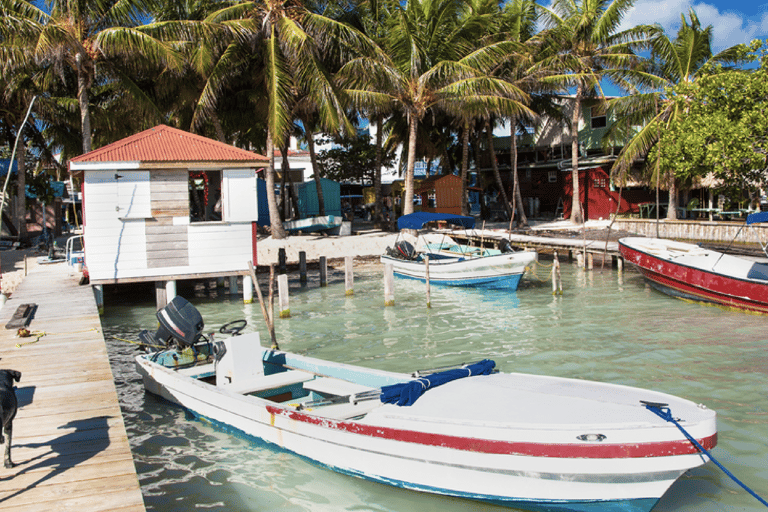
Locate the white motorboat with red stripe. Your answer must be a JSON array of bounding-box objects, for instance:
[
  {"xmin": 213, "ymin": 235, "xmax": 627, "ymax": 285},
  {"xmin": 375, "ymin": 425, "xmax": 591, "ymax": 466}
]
[
  {"xmin": 136, "ymin": 297, "xmax": 717, "ymax": 512},
  {"xmin": 619, "ymin": 214, "xmax": 768, "ymax": 313}
]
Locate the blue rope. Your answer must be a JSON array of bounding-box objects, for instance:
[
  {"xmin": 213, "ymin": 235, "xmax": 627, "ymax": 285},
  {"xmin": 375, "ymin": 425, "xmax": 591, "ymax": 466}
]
[{"xmin": 643, "ymin": 402, "xmax": 768, "ymax": 508}]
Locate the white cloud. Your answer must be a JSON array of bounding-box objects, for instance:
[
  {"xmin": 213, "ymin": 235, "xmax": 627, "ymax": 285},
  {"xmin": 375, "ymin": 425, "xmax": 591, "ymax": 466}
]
[{"xmin": 620, "ymin": 0, "xmax": 768, "ymax": 50}]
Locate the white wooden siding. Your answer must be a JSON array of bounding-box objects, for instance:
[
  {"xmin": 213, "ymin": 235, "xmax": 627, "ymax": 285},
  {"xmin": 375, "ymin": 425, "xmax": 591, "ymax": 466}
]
[
  {"xmin": 83, "ymin": 168, "xmax": 257, "ymax": 283},
  {"xmin": 223, "ymin": 169, "xmax": 258, "ymax": 222},
  {"xmin": 188, "ymin": 222, "xmax": 254, "ymax": 271}
]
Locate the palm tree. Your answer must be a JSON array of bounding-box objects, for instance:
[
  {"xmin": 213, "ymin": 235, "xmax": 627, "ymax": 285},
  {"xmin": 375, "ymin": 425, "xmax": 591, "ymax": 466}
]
[
  {"xmin": 0, "ymin": 0, "xmax": 185, "ymax": 154},
  {"xmin": 204, "ymin": 0, "xmax": 373, "ymax": 239},
  {"xmin": 340, "ymin": 0, "xmax": 532, "ymax": 218},
  {"xmin": 608, "ymin": 9, "xmax": 747, "ymax": 219},
  {"xmin": 536, "ymin": 0, "xmax": 656, "ymax": 224}
]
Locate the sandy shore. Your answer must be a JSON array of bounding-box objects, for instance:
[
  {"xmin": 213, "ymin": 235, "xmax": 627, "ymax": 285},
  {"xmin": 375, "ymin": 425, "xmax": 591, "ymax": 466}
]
[
  {"xmin": 0, "ymin": 246, "xmax": 42, "ymax": 297},
  {"xmin": 0, "ymin": 219, "xmax": 617, "ymax": 297}
]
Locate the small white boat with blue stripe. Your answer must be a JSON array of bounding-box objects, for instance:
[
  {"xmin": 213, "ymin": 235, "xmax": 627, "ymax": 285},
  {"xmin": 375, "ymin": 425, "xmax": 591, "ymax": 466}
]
[
  {"xmin": 380, "ymin": 212, "xmax": 536, "ymax": 289},
  {"xmin": 135, "ymin": 297, "xmax": 718, "ymax": 512}
]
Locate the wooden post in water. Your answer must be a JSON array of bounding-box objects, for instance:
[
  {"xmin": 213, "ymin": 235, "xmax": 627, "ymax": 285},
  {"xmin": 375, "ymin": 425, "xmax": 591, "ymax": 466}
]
[
  {"xmin": 587, "ymin": 252, "xmax": 594, "ymax": 270},
  {"xmin": 424, "ymin": 255, "xmax": 431, "ymax": 308},
  {"xmin": 319, "ymin": 256, "xmax": 327, "ymax": 287},
  {"xmin": 229, "ymin": 276, "xmax": 238, "ymax": 295},
  {"xmin": 552, "ymin": 251, "xmax": 563, "ymax": 295},
  {"xmin": 278, "ymin": 248, "xmax": 287, "ymax": 274},
  {"xmin": 248, "ymin": 261, "xmax": 278, "ymax": 349},
  {"xmin": 299, "ymin": 251, "xmax": 307, "ymax": 285},
  {"xmin": 155, "ymin": 281, "xmax": 167, "ymax": 310},
  {"xmin": 278, "ymin": 274, "xmax": 290, "ymax": 318},
  {"xmin": 617, "ymin": 256, "xmax": 624, "ymax": 272},
  {"xmin": 345, "ymin": 256, "xmax": 354, "ymax": 296},
  {"xmin": 384, "ymin": 263, "xmax": 395, "ymax": 306}
]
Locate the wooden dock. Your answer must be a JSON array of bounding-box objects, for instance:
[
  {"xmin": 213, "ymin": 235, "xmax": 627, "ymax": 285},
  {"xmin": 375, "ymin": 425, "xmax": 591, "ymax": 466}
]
[{"xmin": 0, "ymin": 260, "xmax": 145, "ymax": 511}]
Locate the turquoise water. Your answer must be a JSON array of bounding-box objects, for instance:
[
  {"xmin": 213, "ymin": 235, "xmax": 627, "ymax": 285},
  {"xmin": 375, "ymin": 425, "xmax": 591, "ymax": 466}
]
[{"xmin": 101, "ymin": 260, "xmax": 768, "ymax": 512}]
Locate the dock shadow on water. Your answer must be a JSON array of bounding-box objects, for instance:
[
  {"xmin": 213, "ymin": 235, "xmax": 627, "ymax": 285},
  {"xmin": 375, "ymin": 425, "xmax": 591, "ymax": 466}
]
[
  {"xmin": 101, "ymin": 263, "xmax": 768, "ymax": 512},
  {"xmin": 0, "ymin": 416, "xmax": 112, "ymax": 503}
]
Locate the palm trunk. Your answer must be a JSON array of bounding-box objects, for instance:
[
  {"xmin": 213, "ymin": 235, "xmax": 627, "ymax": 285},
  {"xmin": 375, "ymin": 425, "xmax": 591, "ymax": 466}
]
[
  {"xmin": 76, "ymin": 53, "xmax": 92, "ymax": 154},
  {"xmin": 487, "ymin": 121, "xmax": 511, "ymax": 220},
  {"xmin": 14, "ymin": 136, "xmax": 26, "ymax": 239},
  {"xmin": 460, "ymin": 121, "xmax": 470, "ymax": 216},
  {"xmin": 510, "ymin": 117, "xmax": 527, "ymax": 227},
  {"xmin": 280, "ymin": 142, "xmax": 299, "ymax": 219},
  {"xmin": 374, "ymin": 116, "xmax": 383, "ymax": 228},
  {"xmin": 403, "ymin": 113, "xmax": 418, "ymax": 217},
  {"xmin": 667, "ymin": 175, "xmax": 678, "ymax": 220},
  {"xmin": 306, "ymin": 131, "xmax": 325, "ymax": 216},
  {"xmin": 570, "ymin": 86, "xmax": 584, "ymax": 224},
  {"xmin": 212, "ymin": 114, "xmax": 227, "ymax": 143},
  {"xmin": 265, "ymin": 131, "xmax": 286, "ymax": 239}
]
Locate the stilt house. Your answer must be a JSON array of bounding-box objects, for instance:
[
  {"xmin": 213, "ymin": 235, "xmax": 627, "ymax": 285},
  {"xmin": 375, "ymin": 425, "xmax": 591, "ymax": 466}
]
[{"xmin": 68, "ymin": 125, "xmax": 268, "ymax": 288}]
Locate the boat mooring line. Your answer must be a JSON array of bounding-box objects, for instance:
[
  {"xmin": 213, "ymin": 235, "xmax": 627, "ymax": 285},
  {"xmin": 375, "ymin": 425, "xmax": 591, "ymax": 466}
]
[{"xmin": 642, "ymin": 401, "xmax": 768, "ymax": 508}]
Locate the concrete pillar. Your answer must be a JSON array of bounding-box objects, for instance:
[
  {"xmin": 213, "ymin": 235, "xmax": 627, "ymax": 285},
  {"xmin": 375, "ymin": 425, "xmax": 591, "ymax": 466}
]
[
  {"xmin": 165, "ymin": 280, "xmax": 177, "ymax": 302},
  {"xmin": 229, "ymin": 275, "xmax": 238, "ymax": 295},
  {"xmin": 93, "ymin": 285, "xmax": 104, "ymax": 315},
  {"xmin": 243, "ymin": 274, "xmax": 253, "ymax": 304}
]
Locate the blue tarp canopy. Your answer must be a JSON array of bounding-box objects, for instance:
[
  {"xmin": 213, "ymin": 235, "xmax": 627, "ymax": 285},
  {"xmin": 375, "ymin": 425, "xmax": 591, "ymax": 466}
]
[
  {"xmin": 747, "ymin": 212, "xmax": 768, "ymax": 225},
  {"xmin": 397, "ymin": 212, "xmax": 475, "ymax": 230},
  {"xmin": 379, "ymin": 359, "xmax": 495, "ymax": 406}
]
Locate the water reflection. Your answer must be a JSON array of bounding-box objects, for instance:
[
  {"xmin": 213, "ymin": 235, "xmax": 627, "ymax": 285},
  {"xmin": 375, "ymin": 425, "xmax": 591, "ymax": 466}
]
[{"xmin": 102, "ymin": 262, "xmax": 768, "ymax": 512}]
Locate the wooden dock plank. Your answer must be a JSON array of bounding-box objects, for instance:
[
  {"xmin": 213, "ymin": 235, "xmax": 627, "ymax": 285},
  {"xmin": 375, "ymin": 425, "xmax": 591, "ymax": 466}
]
[{"xmin": 0, "ymin": 262, "xmax": 145, "ymax": 511}]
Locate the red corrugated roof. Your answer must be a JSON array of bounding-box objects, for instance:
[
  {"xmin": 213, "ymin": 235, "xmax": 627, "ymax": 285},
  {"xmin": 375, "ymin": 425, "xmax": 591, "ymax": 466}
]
[{"xmin": 69, "ymin": 125, "xmax": 268, "ymax": 163}]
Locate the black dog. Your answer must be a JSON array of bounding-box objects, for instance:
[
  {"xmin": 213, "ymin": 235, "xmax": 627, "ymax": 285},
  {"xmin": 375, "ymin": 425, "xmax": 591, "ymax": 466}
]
[{"xmin": 0, "ymin": 370, "xmax": 21, "ymax": 468}]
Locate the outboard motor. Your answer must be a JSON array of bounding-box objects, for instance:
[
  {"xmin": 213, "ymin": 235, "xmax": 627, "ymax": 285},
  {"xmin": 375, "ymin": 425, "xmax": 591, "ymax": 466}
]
[
  {"xmin": 139, "ymin": 296, "xmax": 205, "ymax": 351},
  {"xmin": 395, "ymin": 240, "xmax": 416, "ymax": 259}
]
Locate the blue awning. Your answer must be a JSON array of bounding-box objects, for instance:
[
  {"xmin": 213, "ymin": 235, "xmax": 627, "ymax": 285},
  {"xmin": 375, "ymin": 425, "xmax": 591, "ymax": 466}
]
[
  {"xmin": 397, "ymin": 212, "xmax": 475, "ymax": 230},
  {"xmin": 379, "ymin": 360, "xmax": 495, "ymax": 406},
  {"xmin": 747, "ymin": 212, "xmax": 768, "ymax": 225}
]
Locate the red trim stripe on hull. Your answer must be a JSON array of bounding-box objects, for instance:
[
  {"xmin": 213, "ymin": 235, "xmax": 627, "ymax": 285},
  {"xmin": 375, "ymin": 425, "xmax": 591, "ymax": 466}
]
[
  {"xmin": 619, "ymin": 243, "xmax": 768, "ymax": 314},
  {"xmin": 267, "ymin": 405, "xmax": 716, "ymax": 459}
]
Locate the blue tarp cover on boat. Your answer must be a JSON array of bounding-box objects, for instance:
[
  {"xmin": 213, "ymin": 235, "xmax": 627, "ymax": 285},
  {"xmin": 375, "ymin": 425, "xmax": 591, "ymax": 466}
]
[
  {"xmin": 380, "ymin": 359, "xmax": 495, "ymax": 406},
  {"xmin": 747, "ymin": 212, "xmax": 768, "ymax": 225},
  {"xmin": 397, "ymin": 212, "xmax": 476, "ymax": 230}
]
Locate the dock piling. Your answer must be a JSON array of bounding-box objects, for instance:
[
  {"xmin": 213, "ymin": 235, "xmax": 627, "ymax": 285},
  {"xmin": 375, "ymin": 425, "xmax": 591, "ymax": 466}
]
[
  {"xmin": 384, "ymin": 264, "xmax": 395, "ymax": 306},
  {"xmin": 278, "ymin": 274, "xmax": 290, "ymax": 318},
  {"xmin": 319, "ymin": 256, "xmax": 327, "ymax": 287},
  {"xmin": 552, "ymin": 252, "xmax": 563, "ymax": 295},
  {"xmin": 425, "ymin": 255, "xmax": 431, "ymax": 308},
  {"xmin": 278, "ymin": 248, "xmax": 287, "ymax": 274},
  {"xmin": 243, "ymin": 274, "xmax": 254, "ymax": 304},
  {"xmin": 345, "ymin": 256, "xmax": 354, "ymax": 296},
  {"xmin": 299, "ymin": 251, "xmax": 307, "ymax": 285}
]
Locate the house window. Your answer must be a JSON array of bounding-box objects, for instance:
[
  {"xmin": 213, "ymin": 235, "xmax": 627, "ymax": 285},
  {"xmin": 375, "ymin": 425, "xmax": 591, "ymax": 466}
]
[
  {"xmin": 593, "ymin": 177, "xmax": 607, "ymax": 188},
  {"xmin": 548, "ymin": 171, "xmax": 557, "ymax": 183},
  {"xmin": 590, "ymin": 107, "xmax": 607, "ymax": 129},
  {"xmin": 189, "ymin": 170, "xmax": 222, "ymax": 222}
]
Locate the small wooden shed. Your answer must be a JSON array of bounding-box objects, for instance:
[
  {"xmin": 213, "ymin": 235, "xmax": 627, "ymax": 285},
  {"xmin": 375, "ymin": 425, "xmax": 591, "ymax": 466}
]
[
  {"xmin": 416, "ymin": 174, "xmax": 463, "ymax": 215},
  {"xmin": 69, "ymin": 125, "xmax": 268, "ymax": 305}
]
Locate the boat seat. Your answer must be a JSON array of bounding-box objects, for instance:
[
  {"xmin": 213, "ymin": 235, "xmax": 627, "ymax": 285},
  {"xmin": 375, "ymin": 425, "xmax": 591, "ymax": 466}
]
[
  {"xmin": 303, "ymin": 377, "xmax": 375, "ymax": 397},
  {"xmin": 306, "ymin": 399, "xmax": 382, "ymax": 420},
  {"xmin": 222, "ymin": 370, "xmax": 314, "ymax": 395}
]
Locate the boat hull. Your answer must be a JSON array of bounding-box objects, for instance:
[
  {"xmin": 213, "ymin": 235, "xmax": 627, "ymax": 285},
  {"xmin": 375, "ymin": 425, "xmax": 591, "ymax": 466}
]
[
  {"xmin": 381, "ymin": 250, "xmax": 536, "ymax": 290},
  {"xmin": 135, "ymin": 339, "xmax": 716, "ymax": 512},
  {"xmin": 619, "ymin": 237, "xmax": 768, "ymax": 313}
]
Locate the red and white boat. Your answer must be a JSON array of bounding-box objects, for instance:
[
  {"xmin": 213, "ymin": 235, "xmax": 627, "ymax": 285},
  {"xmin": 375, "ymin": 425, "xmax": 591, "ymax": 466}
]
[
  {"xmin": 619, "ymin": 219, "xmax": 768, "ymax": 314},
  {"xmin": 135, "ymin": 297, "xmax": 717, "ymax": 512}
]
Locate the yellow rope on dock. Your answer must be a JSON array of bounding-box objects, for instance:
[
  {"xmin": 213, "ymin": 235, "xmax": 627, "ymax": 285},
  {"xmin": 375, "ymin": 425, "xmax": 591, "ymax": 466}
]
[{"xmin": 15, "ymin": 327, "xmax": 100, "ymax": 348}]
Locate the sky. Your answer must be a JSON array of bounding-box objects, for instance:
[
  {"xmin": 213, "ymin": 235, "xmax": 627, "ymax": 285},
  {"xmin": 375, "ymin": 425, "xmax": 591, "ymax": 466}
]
[{"xmin": 617, "ymin": 0, "xmax": 768, "ymax": 51}]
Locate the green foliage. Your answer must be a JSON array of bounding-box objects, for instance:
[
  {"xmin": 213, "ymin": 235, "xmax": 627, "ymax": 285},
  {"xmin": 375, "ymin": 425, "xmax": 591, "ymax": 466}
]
[
  {"xmin": 652, "ymin": 41, "xmax": 768, "ymax": 192},
  {"xmin": 316, "ymin": 134, "xmax": 396, "ymax": 183}
]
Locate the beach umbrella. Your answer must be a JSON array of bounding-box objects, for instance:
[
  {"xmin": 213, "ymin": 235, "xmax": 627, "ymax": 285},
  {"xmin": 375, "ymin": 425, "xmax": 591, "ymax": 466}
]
[{"xmin": 380, "ymin": 359, "xmax": 496, "ymax": 406}]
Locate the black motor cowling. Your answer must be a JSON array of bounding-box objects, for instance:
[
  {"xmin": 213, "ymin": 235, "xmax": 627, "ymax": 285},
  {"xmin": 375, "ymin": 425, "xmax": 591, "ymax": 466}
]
[{"xmin": 139, "ymin": 296, "xmax": 205, "ymax": 350}]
